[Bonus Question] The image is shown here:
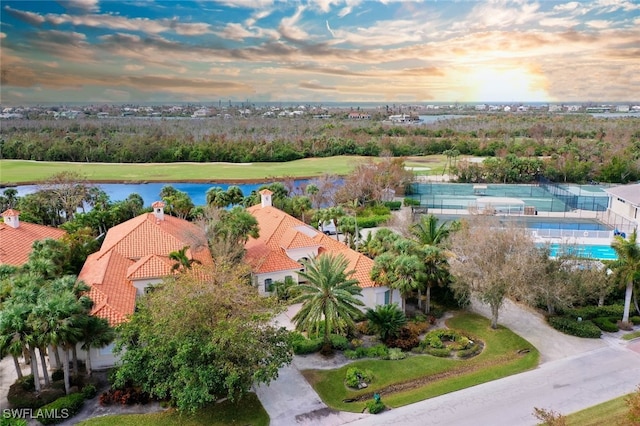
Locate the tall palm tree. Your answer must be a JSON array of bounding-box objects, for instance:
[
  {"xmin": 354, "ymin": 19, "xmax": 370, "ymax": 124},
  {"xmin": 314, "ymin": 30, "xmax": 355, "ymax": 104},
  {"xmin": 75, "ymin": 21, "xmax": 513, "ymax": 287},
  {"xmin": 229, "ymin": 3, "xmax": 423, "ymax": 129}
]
[
  {"xmin": 292, "ymin": 254, "xmax": 364, "ymax": 352},
  {"xmin": 80, "ymin": 316, "xmax": 115, "ymax": 376},
  {"xmin": 420, "ymin": 245, "xmax": 451, "ymax": 314},
  {"xmin": 388, "ymin": 254, "xmax": 424, "ymax": 314},
  {"xmin": 206, "ymin": 187, "xmax": 229, "ymax": 208},
  {"xmin": 611, "ymin": 230, "xmax": 640, "ymax": 323},
  {"xmin": 370, "ymin": 252, "xmax": 397, "ymax": 305}
]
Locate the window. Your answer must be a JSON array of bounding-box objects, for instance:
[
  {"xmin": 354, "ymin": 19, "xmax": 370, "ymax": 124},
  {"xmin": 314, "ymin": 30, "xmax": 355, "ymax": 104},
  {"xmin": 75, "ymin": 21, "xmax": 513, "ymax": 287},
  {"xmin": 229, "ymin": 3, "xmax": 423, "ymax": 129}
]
[
  {"xmin": 384, "ymin": 290, "xmax": 390, "ymax": 305},
  {"xmin": 265, "ymin": 278, "xmax": 273, "ymax": 292},
  {"xmin": 99, "ymin": 343, "xmax": 115, "ymax": 357}
]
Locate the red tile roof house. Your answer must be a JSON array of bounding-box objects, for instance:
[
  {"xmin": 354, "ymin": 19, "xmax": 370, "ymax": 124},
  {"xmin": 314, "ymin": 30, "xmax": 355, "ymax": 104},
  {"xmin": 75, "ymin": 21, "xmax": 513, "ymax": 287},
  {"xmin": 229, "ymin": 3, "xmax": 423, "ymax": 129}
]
[
  {"xmin": 55, "ymin": 201, "xmax": 214, "ymax": 370},
  {"xmin": 245, "ymin": 190, "xmax": 399, "ymax": 309},
  {"xmin": 0, "ymin": 209, "xmax": 66, "ymax": 266}
]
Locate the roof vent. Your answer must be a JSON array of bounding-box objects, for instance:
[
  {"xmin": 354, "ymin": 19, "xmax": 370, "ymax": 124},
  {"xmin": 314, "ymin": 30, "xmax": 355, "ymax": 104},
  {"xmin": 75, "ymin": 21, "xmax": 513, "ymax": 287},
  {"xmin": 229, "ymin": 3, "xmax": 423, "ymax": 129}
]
[
  {"xmin": 2, "ymin": 209, "xmax": 20, "ymax": 229},
  {"xmin": 151, "ymin": 201, "xmax": 165, "ymax": 222},
  {"xmin": 259, "ymin": 189, "xmax": 273, "ymax": 208}
]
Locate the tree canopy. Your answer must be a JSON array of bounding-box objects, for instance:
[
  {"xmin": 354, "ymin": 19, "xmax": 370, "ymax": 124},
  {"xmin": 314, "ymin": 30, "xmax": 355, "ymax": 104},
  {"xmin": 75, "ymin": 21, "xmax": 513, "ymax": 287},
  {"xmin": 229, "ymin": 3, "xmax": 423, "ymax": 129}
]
[{"xmin": 113, "ymin": 263, "xmax": 292, "ymax": 413}]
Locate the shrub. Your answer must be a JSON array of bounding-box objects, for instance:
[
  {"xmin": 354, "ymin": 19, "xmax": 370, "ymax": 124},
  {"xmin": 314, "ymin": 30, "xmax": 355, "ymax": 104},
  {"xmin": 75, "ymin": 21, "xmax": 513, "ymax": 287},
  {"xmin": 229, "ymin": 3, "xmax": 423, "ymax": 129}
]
[
  {"xmin": 1, "ymin": 418, "xmax": 27, "ymax": 426},
  {"xmin": 356, "ymin": 215, "xmax": 390, "ymax": 229},
  {"xmin": 51, "ymin": 370, "xmax": 64, "ymax": 382},
  {"xmin": 630, "ymin": 316, "xmax": 640, "ymax": 325},
  {"xmin": 99, "ymin": 387, "xmax": 150, "ymax": 406},
  {"xmin": 383, "ymin": 201, "xmax": 402, "ymax": 211},
  {"xmin": 82, "ymin": 384, "xmax": 98, "ymax": 399},
  {"xmin": 36, "ymin": 393, "xmax": 84, "ymax": 425},
  {"xmin": 344, "ymin": 349, "xmax": 359, "ymax": 360},
  {"xmin": 426, "ymin": 348, "xmax": 452, "ymax": 357},
  {"xmin": 350, "ymin": 338, "xmax": 363, "ymax": 349},
  {"xmin": 355, "ymin": 321, "xmax": 375, "ymax": 336},
  {"xmin": 458, "ymin": 343, "xmax": 483, "ymax": 358},
  {"xmin": 330, "ymin": 334, "xmax": 350, "ymax": 351},
  {"xmin": 548, "ymin": 316, "xmax": 601, "ymax": 338},
  {"xmin": 18, "ymin": 375, "xmax": 35, "ymax": 392},
  {"xmin": 565, "ymin": 305, "xmax": 624, "ymax": 321},
  {"xmin": 592, "ymin": 317, "xmax": 619, "ymax": 332},
  {"xmin": 366, "ymin": 399, "xmax": 385, "ymax": 414},
  {"xmin": 7, "ymin": 379, "xmax": 64, "ymax": 410},
  {"xmin": 385, "ymin": 347, "xmax": 407, "ymax": 360},
  {"xmin": 368, "ymin": 344, "xmax": 389, "ymax": 358},
  {"xmin": 292, "ymin": 337, "xmax": 323, "ymax": 355},
  {"xmin": 403, "ymin": 197, "xmax": 420, "ymax": 207},
  {"xmin": 345, "ymin": 367, "xmax": 374, "ymax": 389}
]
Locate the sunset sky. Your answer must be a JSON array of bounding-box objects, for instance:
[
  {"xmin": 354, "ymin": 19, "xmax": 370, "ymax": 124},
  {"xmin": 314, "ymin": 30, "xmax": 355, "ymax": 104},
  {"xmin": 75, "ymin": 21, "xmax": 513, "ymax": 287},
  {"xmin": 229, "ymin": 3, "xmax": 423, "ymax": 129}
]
[{"xmin": 1, "ymin": 0, "xmax": 639, "ymax": 105}]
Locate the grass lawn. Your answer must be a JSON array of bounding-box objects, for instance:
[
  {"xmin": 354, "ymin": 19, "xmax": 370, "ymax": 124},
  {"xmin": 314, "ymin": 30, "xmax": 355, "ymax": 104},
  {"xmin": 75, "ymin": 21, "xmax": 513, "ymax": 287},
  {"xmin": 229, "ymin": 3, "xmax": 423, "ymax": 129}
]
[
  {"xmin": 76, "ymin": 393, "xmax": 268, "ymax": 426},
  {"xmin": 303, "ymin": 312, "xmax": 539, "ymax": 412},
  {"xmin": 566, "ymin": 394, "xmax": 628, "ymax": 426},
  {"xmin": 0, "ymin": 155, "xmax": 451, "ymax": 184}
]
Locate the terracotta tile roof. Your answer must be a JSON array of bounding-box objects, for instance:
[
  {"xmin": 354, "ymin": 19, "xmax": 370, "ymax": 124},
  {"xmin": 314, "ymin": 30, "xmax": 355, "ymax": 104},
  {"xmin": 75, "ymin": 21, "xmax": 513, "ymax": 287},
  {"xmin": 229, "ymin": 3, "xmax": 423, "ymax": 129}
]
[
  {"xmin": 127, "ymin": 254, "xmax": 174, "ymax": 280},
  {"xmin": 0, "ymin": 219, "xmax": 66, "ymax": 266},
  {"xmin": 79, "ymin": 212, "xmax": 213, "ymax": 326},
  {"xmin": 245, "ymin": 204, "xmax": 377, "ymax": 288}
]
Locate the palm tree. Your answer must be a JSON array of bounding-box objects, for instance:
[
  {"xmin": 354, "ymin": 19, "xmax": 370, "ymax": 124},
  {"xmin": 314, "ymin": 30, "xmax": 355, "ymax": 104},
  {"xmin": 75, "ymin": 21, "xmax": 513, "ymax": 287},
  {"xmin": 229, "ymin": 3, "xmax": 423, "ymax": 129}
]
[
  {"xmin": 225, "ymin": 186, "xmax": 244, "ymax": 206},
  {"xmin": 206, "ymin": 187, "xmax": 229, "ymax": 208},
  {"xmin": 388, "ymin": 254, "xmax": 424, "ymax": 314},
  {"xmin": 410, "ymin": 214, "xmax": 458, "ymax": 247},
  {"xmin": 292, "ymin": 254, "xmax": 364, "ymax": 353},
  {"xmin": 365, "ymin": 303, "xmax": 407, "ymax": 343},
  {"xmin": 371, "ymin": 252, "xmax": 396, "ymax": 304},
  {"xmin": 420, "ymin": 245, "xmax": 451, "ymax": 314},
  {"xmin": 611, "ymin": 230, "xmax": 640, "ymax": 323},
  {"xmin": 80, "ymin": 316, "xmax": 115, "ymax": 376},
  {"xmin": 169, "ymin": 246, "xmax": 201, "ymax": 271}
]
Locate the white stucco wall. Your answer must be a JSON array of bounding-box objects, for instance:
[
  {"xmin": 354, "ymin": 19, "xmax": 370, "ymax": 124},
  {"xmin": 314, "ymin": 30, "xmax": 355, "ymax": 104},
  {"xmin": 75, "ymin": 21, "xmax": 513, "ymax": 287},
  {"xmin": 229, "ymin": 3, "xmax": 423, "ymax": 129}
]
[
  {"xmin": 132, "ymin": 277, "xmax": 163, "ymax": 296},
  {"xmin": 49, "ymin": 342, "xmax": 119, "ymax": 371},
  {"xmin": 358, "ymin": 286, "xmax": 400, "ymax": 310},
  {"xmin": 254, "ymin": 270, "xmax": 301, "ymax": 296}
]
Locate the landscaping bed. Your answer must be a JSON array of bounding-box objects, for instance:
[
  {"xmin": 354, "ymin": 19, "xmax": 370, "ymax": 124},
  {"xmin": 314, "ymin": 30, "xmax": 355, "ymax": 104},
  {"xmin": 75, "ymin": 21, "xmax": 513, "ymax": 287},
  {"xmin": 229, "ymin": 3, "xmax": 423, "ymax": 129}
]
[{"xmin": 302, "ymin": 312, "xmax": 539, "ymax": 412}]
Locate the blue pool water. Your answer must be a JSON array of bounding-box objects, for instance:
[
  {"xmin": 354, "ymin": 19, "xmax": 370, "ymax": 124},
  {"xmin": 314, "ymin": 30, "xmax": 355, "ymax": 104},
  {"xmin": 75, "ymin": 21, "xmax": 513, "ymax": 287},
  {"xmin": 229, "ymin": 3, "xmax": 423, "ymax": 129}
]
[
  {"xmin": 528, "ymin": 222, "xmax": 608, "ymax": 231},
  {"xmin": 537, "ymin": 243, "xmax": 617, "ymax": 260}
]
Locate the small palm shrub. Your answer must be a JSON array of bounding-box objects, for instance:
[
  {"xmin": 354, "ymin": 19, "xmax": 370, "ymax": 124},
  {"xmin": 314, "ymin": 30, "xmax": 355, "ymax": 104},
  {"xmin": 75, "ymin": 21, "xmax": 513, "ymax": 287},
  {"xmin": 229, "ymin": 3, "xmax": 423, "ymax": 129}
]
[{"xmin": 365, "ymin": 303, "xmax": 407, "ymax": 342}]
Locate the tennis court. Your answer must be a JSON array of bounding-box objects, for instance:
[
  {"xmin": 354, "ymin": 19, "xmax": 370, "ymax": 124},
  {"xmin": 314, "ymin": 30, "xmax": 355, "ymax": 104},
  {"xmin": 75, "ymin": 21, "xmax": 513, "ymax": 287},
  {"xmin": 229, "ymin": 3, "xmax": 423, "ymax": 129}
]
[{"xmin": 407, "ymin": 182, "xmax": 609, "ymax": 213}]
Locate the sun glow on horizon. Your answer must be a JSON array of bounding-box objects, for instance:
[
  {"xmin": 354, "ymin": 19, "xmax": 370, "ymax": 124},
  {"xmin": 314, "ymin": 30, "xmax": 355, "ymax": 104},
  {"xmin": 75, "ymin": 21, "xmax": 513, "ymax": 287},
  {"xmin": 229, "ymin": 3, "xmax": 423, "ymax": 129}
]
[{"xmin": 462, "ymin": 65, "xmax": 552, "ymax": 103}]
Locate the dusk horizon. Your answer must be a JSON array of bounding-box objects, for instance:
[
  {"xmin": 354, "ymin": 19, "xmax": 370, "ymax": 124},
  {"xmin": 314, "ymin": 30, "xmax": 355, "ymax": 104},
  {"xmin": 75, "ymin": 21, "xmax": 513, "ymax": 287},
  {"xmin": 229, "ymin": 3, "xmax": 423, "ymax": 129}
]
[{"xmin": 2, "ymin": 0, "xmax": 639, "ymax": 105}]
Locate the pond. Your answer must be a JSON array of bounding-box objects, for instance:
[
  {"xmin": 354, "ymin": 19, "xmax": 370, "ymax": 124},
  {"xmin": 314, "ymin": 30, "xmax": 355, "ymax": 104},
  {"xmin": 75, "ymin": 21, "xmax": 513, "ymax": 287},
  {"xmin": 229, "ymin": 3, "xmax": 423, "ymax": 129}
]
[{"xmin": 11, "ymin": 180, "xmax": 310, "ymax": 207}]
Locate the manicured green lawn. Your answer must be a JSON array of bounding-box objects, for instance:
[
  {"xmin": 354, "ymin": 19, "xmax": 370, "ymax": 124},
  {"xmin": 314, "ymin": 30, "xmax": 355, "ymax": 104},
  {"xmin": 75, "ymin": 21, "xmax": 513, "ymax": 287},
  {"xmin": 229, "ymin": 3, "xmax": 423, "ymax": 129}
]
[
  {"xmin": 0, "ymin": 155, "xmax": 451, "ymax": 184},
  {"xmin": 76, "ymin": 393, "xmax": 268, "ymax": 426},
  {"xmin": 0, "ymin": 156, "xmax": 368, "ymax": 184},
  {"xmin": 566, "ymin": 394, "xmax": 627, "ymax": 426},
  {"xmin": 303, "ymin": 312, "xmax": 539, "ymax": 412}
]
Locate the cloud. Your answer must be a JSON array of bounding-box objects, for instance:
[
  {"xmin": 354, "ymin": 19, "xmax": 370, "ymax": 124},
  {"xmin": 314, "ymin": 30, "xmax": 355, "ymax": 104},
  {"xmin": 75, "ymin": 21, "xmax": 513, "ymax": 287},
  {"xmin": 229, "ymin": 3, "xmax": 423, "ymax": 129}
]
[
  {"xmin": 279, "ymin": 5, "xmax": 308, "ymax": 41},
  {"xmin": 586, "ymin": 20, "xmax": 612, "ymax": 29},
  {"xmin": 124, "ymin": 64, "xmax": 144, "ymax": 71},
  {"xmin": 3, "ymin": 6, "xmax": 46, "ymax": 26},
  {"xmin": 299, "ymin": 80, "xmax": 337, "ymax": 91},
  {"xmin": 326, "ymin": 20, "xmax": 335, "ymax": 37},
  {"xmin": 57, "ymin": 0, "xmax": 100, "ymax": 13},
  {"xmin": 214, "ymin": 0, "xmax": 274, "ymax": 8}
]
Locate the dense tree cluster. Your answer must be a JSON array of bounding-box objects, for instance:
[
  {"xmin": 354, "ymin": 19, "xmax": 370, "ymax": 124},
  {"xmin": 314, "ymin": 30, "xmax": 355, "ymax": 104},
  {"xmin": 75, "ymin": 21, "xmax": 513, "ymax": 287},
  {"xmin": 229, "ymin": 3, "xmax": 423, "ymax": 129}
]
[{"xmin": 1, "ymin": 114, "xmax": 638, "ymax": 182}]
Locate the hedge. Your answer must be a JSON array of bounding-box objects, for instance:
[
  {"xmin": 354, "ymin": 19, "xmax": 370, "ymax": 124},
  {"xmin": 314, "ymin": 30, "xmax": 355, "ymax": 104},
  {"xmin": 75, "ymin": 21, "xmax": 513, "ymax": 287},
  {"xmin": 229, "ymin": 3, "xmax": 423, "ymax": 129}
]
[
  {"xmin": 592, "ymin": 317, "xmax": 619, "ymax": 333},
  {"xmin": 383, "ymin": 201, "xmax": 402, "ymax": 211},
  {"xmin": 36, "ymin": 393, "xmax": 84, "ymax": 425},
  {"xmin": 564, "ymin": 305, "xmax": 624, "ymax": 321},
  {"xmin": 292, "ymin": 337, "xmax": 324, "ymax": 355},
  {"xmin": 548, "ymin": 316, "xmax": 601, "ymax": 338},
  {"xmin": 356, "ymin": 215, "xmax": 390, "ymax": 229}
]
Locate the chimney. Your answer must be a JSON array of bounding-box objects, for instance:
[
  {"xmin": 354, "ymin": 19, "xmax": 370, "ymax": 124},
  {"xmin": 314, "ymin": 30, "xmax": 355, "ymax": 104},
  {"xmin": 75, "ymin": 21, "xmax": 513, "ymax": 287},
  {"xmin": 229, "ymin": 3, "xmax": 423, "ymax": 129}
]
[
  {"xmin": 259, "ymin": 189, "xmax": 273, "ymax": 208},
  {"xmin": 2, "ymin": 209, "xmax": 20, "ymax": 229},
  {"xmin": 151, "ymin": 201, "xmax": 165, "ymax": 222}
]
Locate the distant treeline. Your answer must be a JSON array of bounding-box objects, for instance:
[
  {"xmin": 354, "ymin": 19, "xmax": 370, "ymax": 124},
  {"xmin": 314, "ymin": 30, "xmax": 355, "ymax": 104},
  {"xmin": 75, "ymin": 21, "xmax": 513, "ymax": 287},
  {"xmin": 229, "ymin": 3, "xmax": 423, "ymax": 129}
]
[{"xmin": 1, "ymin": 114, "xmax": 639, "ymax": 183}]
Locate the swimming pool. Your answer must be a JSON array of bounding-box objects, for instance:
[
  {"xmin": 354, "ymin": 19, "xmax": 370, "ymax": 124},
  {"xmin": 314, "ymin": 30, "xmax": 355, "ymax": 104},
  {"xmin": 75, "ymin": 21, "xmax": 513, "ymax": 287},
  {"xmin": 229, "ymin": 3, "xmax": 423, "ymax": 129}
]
[{"xmin": 537, "ymin": 243, "xmax": 617, "ymax": 260}]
